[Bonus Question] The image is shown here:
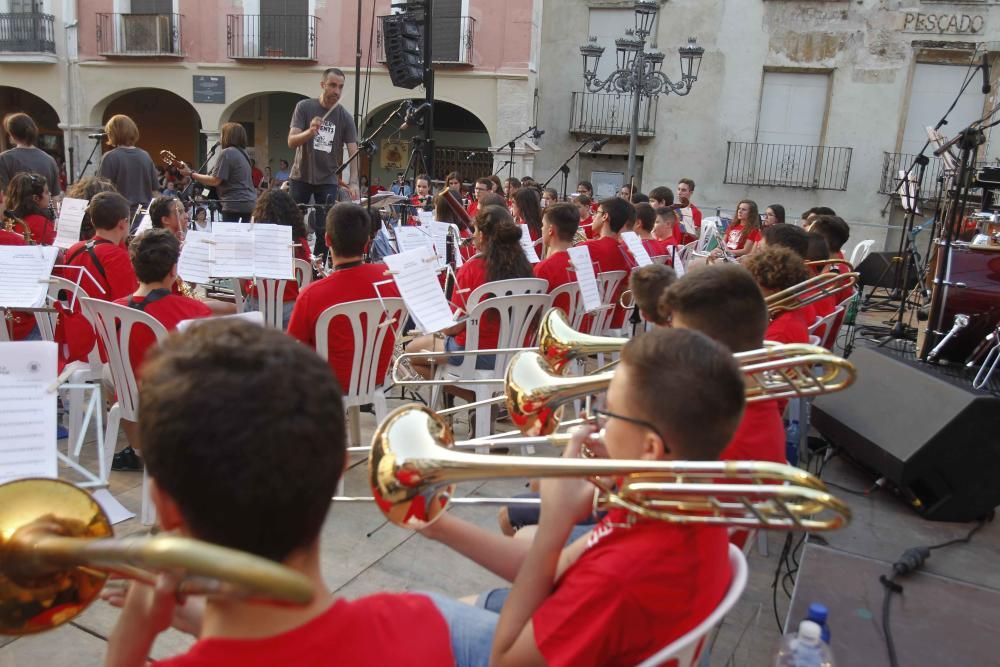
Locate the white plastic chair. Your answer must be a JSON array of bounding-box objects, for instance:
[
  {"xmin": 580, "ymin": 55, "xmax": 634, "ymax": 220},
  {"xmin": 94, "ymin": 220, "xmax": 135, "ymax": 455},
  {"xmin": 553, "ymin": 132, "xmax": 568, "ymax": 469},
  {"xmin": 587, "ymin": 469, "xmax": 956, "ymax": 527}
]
[
  {"xmin": 635, "ymin": 543, "xmax": 749, "ymax": 667},
  {"xmin": 461, "ymin": 277, "xmax": 547, "ymax": 312},
  {"xmin": 849, "ymin": 239, "xmax": 875, "ymax": 267},
  {"xmin": 293, "ymin": 258, "xmax": 314, "ymax": 289},
  {"xmin": 549, "ymin": 281, "xmax": 587, "ymax": 330},
  {"xmin": 81, "ymin": 297, "xmax": 168, "ymax": 526},
  {"xmin": 808, "ymin": 308, "xmax": 841, "ymax": 350},
  {"xmin": 434, "ymin": 292, "xmax": 553, "ymax": 439},
  {"xmin": 230, "ymin": 277, "xmax": 292, "ymax": 329},
  {"xmin": 314, "ymin": 297, "xmax": 408, "ymax": 448},
  {"xmin": 588, "ymin": 270, "xmax": 627, "ymax": 338}
]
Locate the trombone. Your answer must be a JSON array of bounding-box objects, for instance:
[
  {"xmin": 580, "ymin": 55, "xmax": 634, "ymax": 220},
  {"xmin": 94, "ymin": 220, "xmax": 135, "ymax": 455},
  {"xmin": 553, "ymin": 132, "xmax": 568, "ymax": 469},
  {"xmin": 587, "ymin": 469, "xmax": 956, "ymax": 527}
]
[
  {"xmin": 0, "ymin": 478, "xmax": 314, "ymax": 636},
  {"xmin": 766, "ymin": 271, "xmax": 859, "ymax": 318},
  {"xmin": 334, "ymin": 405, "xmax": 851, "ymax": 532}
]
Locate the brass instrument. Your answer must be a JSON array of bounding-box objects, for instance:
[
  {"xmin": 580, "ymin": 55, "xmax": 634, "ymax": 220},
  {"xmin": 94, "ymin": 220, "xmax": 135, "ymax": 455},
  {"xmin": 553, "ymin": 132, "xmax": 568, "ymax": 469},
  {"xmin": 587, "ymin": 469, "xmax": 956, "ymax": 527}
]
[
  {"xmin": 805, "ymin": 259, "xmax": 855, "ymax": 272},
  {"xmin": 766, "ymin": 271, "xmax": 860, "ymax": 318},
  {"xmin": 619, "ymin": 289, "xmax": 635, "ymax": 309},
  {"xmin": 336, "ymin": 405, "xmax": 851, "ymax": 532},
  {"xmin": 0, "ymin": 478, "xmax": 314, "ymax": 636},
  {"xmin": 2, "ymin": 209, "xmax": 33, "ymax": 244}
]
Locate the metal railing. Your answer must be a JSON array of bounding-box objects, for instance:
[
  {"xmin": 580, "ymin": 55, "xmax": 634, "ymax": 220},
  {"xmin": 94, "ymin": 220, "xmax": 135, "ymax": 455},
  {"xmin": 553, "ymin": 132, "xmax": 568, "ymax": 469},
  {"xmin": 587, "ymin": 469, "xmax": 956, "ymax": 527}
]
[
  {"xmin": 433, "ymin": 147, "xmax": 492, "ymax": 181},
  {"xmin": 878, "ymin": 151, "xmax": 994, "ymax": 197},
  {"xmin": 569, "ymin": 92, "xmax": 657, "ymax": 137},
  {"xmin": 375, "ymin": 14, "xmax": 475, "ymax": 65},
  {"xmin": 0, "ymin": 12, "xmax": 55, "ymax": 53},
  {"xmin": 97, "ymin": 13, "xmax": 183, "ymax": 56},
  {"xmin": 226, "ymin": 14, "xmax": 318, "ymax": 60},
  {"xmin": 723, "ymin": 142, "xmax": 852, "ymax": 191}
]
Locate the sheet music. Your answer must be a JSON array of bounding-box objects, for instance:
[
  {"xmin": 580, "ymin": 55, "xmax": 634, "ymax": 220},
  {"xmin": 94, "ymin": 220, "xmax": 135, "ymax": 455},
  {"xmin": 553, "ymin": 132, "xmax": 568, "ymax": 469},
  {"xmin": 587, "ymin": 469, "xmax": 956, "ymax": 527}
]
[
  {"xmin": 250, "ymin": 223, "xmax": 294, "ymax": 279},
  {"xmin": 673, "ymin": 246, "xmax": 686, "ymax": 279},
  {"xmin": 568, "ymin": 245, "xmax": 601, "ymax": 312},
  {"xmin": 384, "ymin": 247, "xmax": 456, "ymax": 334},
  {"xmin": 0, "ymin": 342, "xmax": 57, "ymax": 483},
  {"xmin": 417, "ymin": 210, "xmax": 435, "ymax": 226},
  {"xmin": 91, "ymin": 489, "xmax": 136, "ymax": 525},
  {"xmin": 394, "ymin": 225, "xmax": 436, "ymax": 256},
  {"xmin": 897, "ymin": 169, "xmax": 920, "ymax": 215},
  {"xmin": 519, "ymin": 225, "xmax": 540, "ymax": 263},
  {"xmin": 53, "ymin": 197, "xmax": 88, "ymax": 249},
  {"xmin": 0, "ymin": 245, "xmax": 58, "ymax": 308},
  {"xmin": 211, "ymin": 222, "xmax": 256, "ymax": 277},
  {"xmin": 427, "ymin": 221, "xmax": 460, "ymax": 268},
  {"xmin": 178, "ymin": 230, "xmax": 213, "ymax": 284},
  {"xmin": 621, "ymin": 231, "xmax": 653, "ymax": 267}
]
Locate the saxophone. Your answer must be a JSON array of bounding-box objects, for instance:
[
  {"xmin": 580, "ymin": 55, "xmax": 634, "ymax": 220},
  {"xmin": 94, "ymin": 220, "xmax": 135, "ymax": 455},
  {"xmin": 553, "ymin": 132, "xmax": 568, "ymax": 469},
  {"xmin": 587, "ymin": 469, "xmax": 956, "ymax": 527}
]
[{"xmin": 3, "ymin": 210, "xmax": 33, "ymax": 244}]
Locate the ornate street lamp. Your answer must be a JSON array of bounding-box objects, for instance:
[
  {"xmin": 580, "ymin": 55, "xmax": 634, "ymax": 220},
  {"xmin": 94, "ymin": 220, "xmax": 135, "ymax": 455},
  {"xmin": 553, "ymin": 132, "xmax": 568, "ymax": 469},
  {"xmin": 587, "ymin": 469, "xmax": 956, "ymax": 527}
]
[{"xmin": 579, "ymin": 1, "xmax": 704, "ymax": 188}]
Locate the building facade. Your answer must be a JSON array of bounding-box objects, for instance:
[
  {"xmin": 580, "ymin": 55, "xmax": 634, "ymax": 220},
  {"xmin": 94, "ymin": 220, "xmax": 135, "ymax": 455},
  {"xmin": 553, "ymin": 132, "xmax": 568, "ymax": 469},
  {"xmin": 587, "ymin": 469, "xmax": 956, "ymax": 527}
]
[{"xmin": 533, "ymin": 0, "xmax": 1000, "ymax": 253}]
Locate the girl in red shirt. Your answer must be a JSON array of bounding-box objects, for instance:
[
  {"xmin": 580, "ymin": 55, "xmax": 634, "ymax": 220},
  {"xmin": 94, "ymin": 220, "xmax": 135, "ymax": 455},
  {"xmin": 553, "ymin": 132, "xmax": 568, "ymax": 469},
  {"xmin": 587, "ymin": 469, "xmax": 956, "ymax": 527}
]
[
  {"xmin": 717, "ymin": 199, "xmax": 762, "ymax": 259},
  {"xmin": 5, "ymin": 171, "xmax": 55, "ymax": 245},
  {"xmin": 407, "ymin": 204, "xmax": 533, "ymax": 377}
]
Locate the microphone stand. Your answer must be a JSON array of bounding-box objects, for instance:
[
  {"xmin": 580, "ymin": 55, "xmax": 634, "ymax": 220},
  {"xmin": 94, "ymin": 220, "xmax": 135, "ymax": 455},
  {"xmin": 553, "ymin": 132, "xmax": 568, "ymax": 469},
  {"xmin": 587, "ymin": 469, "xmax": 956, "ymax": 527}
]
[
  {"xmin": 77, "ymin": 135, "xmax": 103, "ymax": 180},
  {"xmin": 179, "ymin": 143, "xmax": 220, "ymax": 203},
  {"xmin": 542, "ymin": 138, "xmax": 598, "ymax": 199},
  {"xmin": 496, "ymin": 126, "xmax": 538, "ymax": 184}
]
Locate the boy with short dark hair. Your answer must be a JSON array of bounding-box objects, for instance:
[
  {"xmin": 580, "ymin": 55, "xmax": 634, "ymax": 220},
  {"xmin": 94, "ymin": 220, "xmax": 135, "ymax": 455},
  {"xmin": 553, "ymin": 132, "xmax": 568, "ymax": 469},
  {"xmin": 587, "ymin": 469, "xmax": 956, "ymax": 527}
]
[
  {"xmin": 105, "ymin": 320, "xmax": 454, "ymax": 666},
  {"xmin": 62, "ymin": 191, "xmax": 138, "ymax": 300},
  {"xmin": 628, "ymin": 264, "xmax": 676, "ymax": 325},
  {"xmin": 583, "ymin": 197, "xmax": 634, "ymax": 328},
  {"xmin": 533, "ymin": 202, "xmax": 579, "ymax": 315},
  {"xmin": 762, "ymin": 222, "xmax": 809, "ymax": 258}
]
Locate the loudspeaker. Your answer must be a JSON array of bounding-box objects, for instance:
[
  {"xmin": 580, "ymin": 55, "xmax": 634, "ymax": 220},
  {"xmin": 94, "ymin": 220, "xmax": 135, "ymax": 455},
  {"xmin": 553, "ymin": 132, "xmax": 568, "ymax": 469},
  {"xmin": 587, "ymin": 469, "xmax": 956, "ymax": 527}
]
[
  {"xmin": 812, "ymin": 344, "xmax": 1000, "ymax": 522},
  {"xmin": 857, "ymin": 251, "xmax": 919, "ymax": 291},
  {"xmin": 381, "ymin": 14, "xmax": 424, "ymax": 89}
]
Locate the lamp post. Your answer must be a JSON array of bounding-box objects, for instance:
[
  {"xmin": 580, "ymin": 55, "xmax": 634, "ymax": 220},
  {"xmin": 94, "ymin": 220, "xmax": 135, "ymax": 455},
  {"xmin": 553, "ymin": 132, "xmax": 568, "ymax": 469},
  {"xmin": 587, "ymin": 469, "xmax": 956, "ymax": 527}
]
[{"xmin": 580, "ymin": 0, "xmax": 704, "ymax": 189}]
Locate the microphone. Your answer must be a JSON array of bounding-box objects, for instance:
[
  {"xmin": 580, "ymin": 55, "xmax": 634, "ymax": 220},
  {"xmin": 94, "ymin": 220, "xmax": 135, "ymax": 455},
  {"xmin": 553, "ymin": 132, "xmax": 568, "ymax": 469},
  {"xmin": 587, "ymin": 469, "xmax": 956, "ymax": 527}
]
[
  {"xmin": 589, "ymin": 138, "xmax": 610, "ymax": 152},
  {"xmin": 88, "ymin": 132, "xmax": 107, "ymax": 139},
  {"xmin": 531, "ymin": 128, "xmax": 545, "ymax": 139},
  {"xmin": 982, "ymin": 53, "xmax": 992, "ymax": 95},
  {"xmin": 400, "ymin": 102, "xmax": 432, "ymax": 130},
  {"xmin": 464, "ymin": 152, "xmax": 477, "ymax": 160}
]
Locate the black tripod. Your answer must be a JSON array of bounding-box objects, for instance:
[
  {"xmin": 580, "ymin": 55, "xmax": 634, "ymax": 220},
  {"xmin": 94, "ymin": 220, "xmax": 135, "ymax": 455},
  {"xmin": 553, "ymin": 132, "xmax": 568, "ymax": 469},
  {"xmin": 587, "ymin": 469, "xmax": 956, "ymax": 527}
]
[{"xmin": 542, "ymin": 137, "xmax": 601, "ymax": 200}]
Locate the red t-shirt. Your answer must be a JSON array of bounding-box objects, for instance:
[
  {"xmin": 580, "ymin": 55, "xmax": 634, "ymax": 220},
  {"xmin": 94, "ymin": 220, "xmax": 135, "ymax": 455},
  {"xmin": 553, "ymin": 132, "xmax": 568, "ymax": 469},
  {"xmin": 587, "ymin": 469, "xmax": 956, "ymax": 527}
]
[
  {"xmin": 583, "ymin": 236, "xmax": 631, "ymax": 328},
  {"xmin": 467, "ymin": 199, "xmax": 479, "ymax": 218},
  {"xmin": 533, "ymin": 511, "xmax": 730, "ymax": 667},
  {"xmin": 724, "ymin": 223, "xmax": 761, "ymax": 251},
  {"xmin": 765, "ymin": 311, "xmax": 809, "ymax": 345},
  {"xmin": 61, "ymin": 238, "xmax": 138, "ymax": 301},
  {"xmin": 452, "ymin": 256, "xmax": 496, "ymax": 348},
  {"xmin": 534, "ymin": 250, "xmax": 574, "ymax": 314},
  {"xmin": 579, "ymin": 216, "xmax": 595, "ymax": 239},
  {"xmin": 154, "ymin": 593, "xmax": 454, "ymax": 667},
  {"xmin": 0, "ymin": 229, "xmax": 35, "ymax": 339},
  {"xmin": 690, "ymin": 203, "xmax": 703, "ymax": 231},
  {"xmin": 113, "ymin": 291, "xmax": 212, "ymax": 378},
  {"xmin": 721, "ymin": 400, "xmax": 785, "ymax": 463},
  {"xmin": 641, "ymin": 237, "xmax": 667, "ymax": 258},
  {"xmin": 794, "ymin": 303, "xmax": 817, "ymax": 331},
  {"xmin": 24, "ymin": 213, "xmax": 56, "ymax": 245},
  {"xmin": 287, "ymin": 263, "xmax": 400, "ymax": 392}
]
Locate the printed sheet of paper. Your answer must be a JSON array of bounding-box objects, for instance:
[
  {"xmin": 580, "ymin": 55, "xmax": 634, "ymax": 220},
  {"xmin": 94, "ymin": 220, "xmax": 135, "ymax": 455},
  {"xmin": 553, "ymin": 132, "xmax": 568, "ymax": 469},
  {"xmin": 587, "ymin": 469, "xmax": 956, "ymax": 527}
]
[
  {"xmin": 519, "ymin": 225, "xmax": 540, "ymax": 263},
  {"xmin": 568, "ymin": 245, "xmax": 602, "ymax": 313},
  {"xmin": 53, "ymin": 197, "xmax": 88, "ymax": 249},
  {"xmin": 313, "ymin": 121, "xmax": 335, "ymax": 153},
  {"xmin": 210, "ymin": 222, "xmax": 256, "ymax": 277},
  {"xmin": 91, "ymin": 489, "xmax": 136, "ymax": 525},
  {"xmin": 0, "ymin": 342, "xmax": 57, "ymax": 483},
  {"xmin": 621, "ymin": 231, "xmax": 653, "ymax": 267},
  {"xmin": 0, "ymin": 245, "xmax": 58, "ymax": 308},
  {"xmin": 672, "ymin": 246, "xmax": 686, "ymax": 278},
  {"xmin": 394, "ymin": 225, "xmax": 436, "ymax": 256},
  {"xmin": 384, "ymin": 247, "xmax": 456, "ymax": 334},
  {"xmin": 416, "ymin": 210, "xmax": 435, "ymax": 226},
  {"xmin": 178, "ymin": 230, "xmax": 213, "ymax": 284},
  {"xmin": 427, "ymin": 221, "xmax": 463, "ymax": 269},
  {"xmin": 249, "ymin": 223, "xmax": 294, "ymax": 279}
]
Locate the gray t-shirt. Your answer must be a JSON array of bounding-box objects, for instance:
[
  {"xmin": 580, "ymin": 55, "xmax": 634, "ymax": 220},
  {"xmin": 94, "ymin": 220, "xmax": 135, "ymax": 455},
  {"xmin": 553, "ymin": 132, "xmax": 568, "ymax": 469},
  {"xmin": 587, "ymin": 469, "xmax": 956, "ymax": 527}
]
[
  {"xmin": 98, "ymin": 146, "xmax": 158, "ymax": 205},
  {"xmin": 0, "ymin": 146, "xmax": 62, "ymax": 196},
  {"xmin": 211, "ymin": 146, "xmax": 257, "ymax": 214},
  {"xmin": 289, "ymin": 99, "xmax": 358, "ymax": 186}
]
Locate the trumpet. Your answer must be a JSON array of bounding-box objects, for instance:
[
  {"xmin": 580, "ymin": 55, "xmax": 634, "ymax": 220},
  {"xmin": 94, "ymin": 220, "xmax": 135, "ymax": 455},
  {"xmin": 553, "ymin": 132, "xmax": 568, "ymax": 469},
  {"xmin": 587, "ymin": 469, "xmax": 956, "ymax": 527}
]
[
  {"xmin": 335, "ymin": 405, "xmax": 851, "ymax": 532},
  {"xmin": 766, "ymin": 271, "xmax": 859, "ymax": 318},
  {"xmin": 0, "ymin": 478, "xmax": 314, "ymax": 636}
]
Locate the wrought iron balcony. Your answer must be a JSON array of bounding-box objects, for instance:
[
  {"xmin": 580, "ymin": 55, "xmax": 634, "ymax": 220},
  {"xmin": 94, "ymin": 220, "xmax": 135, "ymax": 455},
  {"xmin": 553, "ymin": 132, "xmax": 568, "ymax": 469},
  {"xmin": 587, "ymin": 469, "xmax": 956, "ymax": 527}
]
[
  {"xmin": 226, "ymin": 15, "xmax": 318, "ymax": 60},
  {"xmin": 0, "ymin": 12, "xmax": 55, "ymax": 54},
  {"xmin": 723, "ymin": 142, "xmax": 852, "ymax": 191},
  {"xmin": 97, "ymin": 13, "xmax": 183, "ymax": 57},
  {"xmin": 877, "ymin": 151, "xmax": 992, "ymax": 197},
  {"xmin": 569, "ymin": 92, "xmax": 657, "ymax": 137},
  {"xmin": 375, "ymin": 14, "xmax": 475, "ymax": 65}
]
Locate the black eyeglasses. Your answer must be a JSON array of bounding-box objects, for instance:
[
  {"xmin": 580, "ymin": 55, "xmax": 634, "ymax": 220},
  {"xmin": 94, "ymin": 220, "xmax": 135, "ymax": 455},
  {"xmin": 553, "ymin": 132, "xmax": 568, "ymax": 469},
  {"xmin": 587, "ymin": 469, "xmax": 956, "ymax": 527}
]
[{"xmin": 591, "ymin": 408, "xmax": 669, "ymax": 454}]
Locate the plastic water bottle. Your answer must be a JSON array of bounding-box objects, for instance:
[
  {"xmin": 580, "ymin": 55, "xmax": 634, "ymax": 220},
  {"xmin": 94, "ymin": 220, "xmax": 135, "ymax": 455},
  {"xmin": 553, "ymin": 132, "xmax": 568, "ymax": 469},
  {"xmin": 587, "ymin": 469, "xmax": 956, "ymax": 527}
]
[
  {"xmin": 774, "ymin": 620, "xmax": 834, "ymax": 667},
  {"xmin": 805, "ymin": 602, "xmax": 831, "ymax": 644},
  {"xmin": 785, "ymin": 416, "xmax": 800, "ymax": 466}
]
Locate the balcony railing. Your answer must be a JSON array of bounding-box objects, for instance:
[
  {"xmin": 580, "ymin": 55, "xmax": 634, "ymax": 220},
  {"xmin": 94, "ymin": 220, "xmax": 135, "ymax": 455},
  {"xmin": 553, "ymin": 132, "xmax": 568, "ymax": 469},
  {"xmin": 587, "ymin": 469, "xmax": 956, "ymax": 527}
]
[
  {"xmin": 569, "ymin": 92, "xmax": 657, "ymax": 137},
  {"xmin": 0, "ymin": 12, "xmax": 55, "ymax": 53},
  {"xmin": 723, "ymin": 142, "xmax": 852, "ymax": 191},
  {"xmin": 226, "ymin": 14, "xmax": 318, "ymax": 60},
  {"xmin": 375, "ymin": 14, "xmax": 475, "ymax": 65},
  {"xmin": 878, "ymin": 151, "xmax": 992, "ymax": 197},
  {"xmin": 97, "ymin": 13, "xmax": 183, "ymax": 57}
]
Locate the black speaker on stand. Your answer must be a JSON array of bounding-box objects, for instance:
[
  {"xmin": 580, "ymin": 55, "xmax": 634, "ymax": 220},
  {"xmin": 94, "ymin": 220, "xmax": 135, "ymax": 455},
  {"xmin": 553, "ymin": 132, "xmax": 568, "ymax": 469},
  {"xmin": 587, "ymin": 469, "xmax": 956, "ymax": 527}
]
[{"xmin": 380, "ymin": 13, "xmax": 424, "ymax": 89}]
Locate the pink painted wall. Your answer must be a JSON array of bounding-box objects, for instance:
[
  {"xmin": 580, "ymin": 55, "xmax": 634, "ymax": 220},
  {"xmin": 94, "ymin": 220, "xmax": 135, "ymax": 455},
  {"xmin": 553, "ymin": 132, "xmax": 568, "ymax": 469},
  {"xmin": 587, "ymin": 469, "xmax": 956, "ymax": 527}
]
[{"xmin": 76, "ymin": 0, "xmax": 534, "ymax": 70}]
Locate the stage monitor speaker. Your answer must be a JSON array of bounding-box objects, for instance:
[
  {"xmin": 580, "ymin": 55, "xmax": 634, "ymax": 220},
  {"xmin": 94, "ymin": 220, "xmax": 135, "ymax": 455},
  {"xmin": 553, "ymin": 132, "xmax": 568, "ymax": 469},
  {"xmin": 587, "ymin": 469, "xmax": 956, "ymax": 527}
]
[
  {"xmin": 812, "ymin": 344, "xmax": 1000, "ymax": 522},
  {"xmin": 857, "ymin": 251, "xmax": 919, "ymax": 291},
  {"xmin": 381, "ymin": 14, "xmax": 424, "ymax": 89}
]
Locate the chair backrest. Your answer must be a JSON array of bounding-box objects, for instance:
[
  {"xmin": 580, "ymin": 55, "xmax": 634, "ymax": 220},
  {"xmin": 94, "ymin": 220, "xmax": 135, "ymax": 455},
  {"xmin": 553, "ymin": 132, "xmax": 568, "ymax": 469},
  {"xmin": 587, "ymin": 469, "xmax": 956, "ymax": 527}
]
[
  {"xmin": 808, "ymin": 307, "xmax": 842, "ymax": 350},
  {"xmin": 228, "ymin": 278, "xmax": 247, "ymax": 313},
  {"xmin": 635, "ymin": 544, "xmax": 749, "ymax": 667},
  {"xmin": 548, "ymin": 282, "xmax": 587, "ymax": 330},
  {"xmin": 241, "ymin": 278, "xmax": 291, "ymax": 329},
  {"xmin": 849, "ymin": 239, "xmax": 875, "ymax": 267},
  {"xmin": 808, "ymin": 334, "xmax": 822, "ymax": 346},
  {"xmin": 463, "ymin": 277, "xmax": 548, "ymax": 312},
  {"xmin": 80, "ymin": 297, "xmax": 168, "ymax": 422},
  {"xmin": 589, "ymin": 270, "xmax": 627, "ymax": 336},
  {"xmin": 314, "ymin": 297, "xmax": 408, "ymax": 400},
  {"xmin": 293, "ymin": 258, "xmax": 314, "ymax": 290},
  {"xmin": 447, "ymin": 292, "xmax": 553, "ymax": 378}
]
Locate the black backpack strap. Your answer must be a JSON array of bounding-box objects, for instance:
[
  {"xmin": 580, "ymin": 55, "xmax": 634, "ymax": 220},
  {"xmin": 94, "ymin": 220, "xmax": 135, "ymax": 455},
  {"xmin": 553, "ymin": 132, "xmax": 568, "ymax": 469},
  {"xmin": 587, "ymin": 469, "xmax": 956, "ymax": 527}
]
[
  {"xmin": 127, "ymin": 288, "xmax": 171, "ymax": 312},
  {"xmin": 67, "ymin": 238, "xmax": 114, "ymax": 285}
]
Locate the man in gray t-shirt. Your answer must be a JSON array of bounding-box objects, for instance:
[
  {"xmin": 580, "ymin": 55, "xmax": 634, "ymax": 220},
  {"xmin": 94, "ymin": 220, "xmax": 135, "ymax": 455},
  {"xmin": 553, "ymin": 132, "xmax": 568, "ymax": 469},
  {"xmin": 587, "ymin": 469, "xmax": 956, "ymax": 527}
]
[
  {"xmin": 0, "ymin": 146, "xmax": 62, "ymax": 196},
  {"xmin": 287, "ymin": 68, "xmax": 360, "ymax": 210}
]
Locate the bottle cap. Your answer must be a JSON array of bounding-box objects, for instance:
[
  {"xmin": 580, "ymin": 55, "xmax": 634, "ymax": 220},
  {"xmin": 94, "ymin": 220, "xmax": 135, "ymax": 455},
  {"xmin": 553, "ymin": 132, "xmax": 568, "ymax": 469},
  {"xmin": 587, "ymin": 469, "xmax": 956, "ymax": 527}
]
[
  {"xmin": 807, "ymin": 602, "xmax": 829, "ymax": 624},
  {"xmin": 798, "ymin": 620, "xmax": 822, "ymax": 645}
]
